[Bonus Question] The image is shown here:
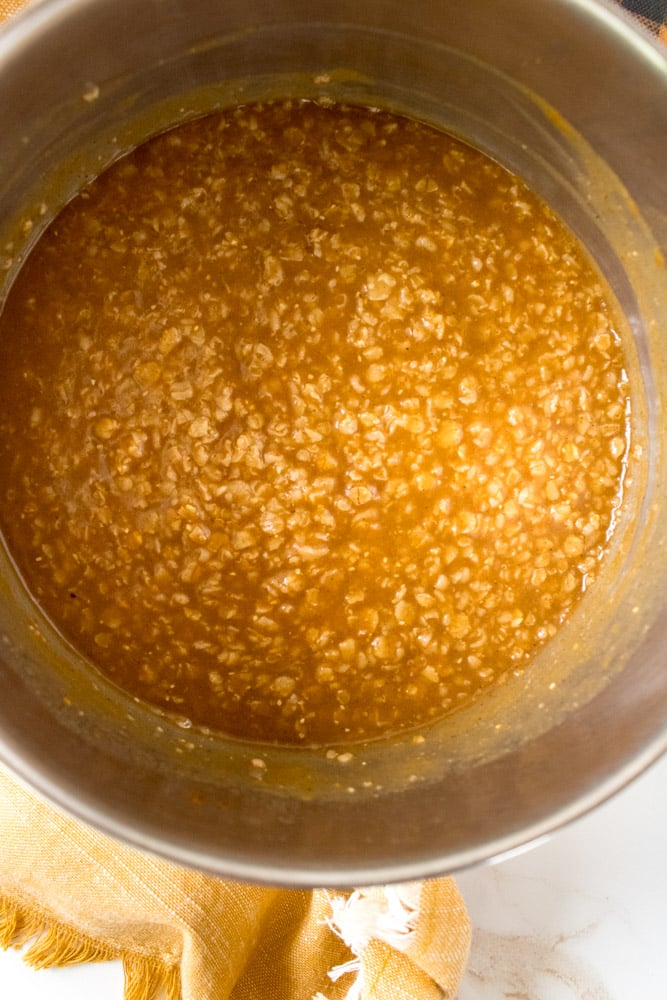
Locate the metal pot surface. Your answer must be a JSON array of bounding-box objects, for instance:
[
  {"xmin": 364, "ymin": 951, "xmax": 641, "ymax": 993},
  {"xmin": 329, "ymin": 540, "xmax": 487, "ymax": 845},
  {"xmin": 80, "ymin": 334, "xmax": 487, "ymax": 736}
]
[{"xmin": 0, "ymin": 0, "xmax": 666, "ymax": 886}]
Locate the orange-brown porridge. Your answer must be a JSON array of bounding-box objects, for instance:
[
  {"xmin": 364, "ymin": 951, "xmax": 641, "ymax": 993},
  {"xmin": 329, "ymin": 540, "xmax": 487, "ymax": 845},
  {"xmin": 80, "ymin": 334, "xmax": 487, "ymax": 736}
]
[{"xmin": 0, "ymin": 100, "xmax": 631, "ymax": 745}]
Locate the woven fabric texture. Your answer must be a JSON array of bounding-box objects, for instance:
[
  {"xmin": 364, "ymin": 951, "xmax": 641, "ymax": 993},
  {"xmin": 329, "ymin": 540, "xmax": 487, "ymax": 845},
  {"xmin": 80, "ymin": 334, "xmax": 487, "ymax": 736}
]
[{"xmin": 0, "ymin": 768, "xmax": 471, "ymax": 1000}]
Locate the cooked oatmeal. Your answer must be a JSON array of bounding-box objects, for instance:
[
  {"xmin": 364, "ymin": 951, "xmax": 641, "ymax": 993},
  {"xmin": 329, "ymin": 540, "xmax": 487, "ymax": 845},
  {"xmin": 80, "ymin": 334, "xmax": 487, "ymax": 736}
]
[{"xmin": 0, "ymin": 100, "xmax": 631, "ymax": 744}]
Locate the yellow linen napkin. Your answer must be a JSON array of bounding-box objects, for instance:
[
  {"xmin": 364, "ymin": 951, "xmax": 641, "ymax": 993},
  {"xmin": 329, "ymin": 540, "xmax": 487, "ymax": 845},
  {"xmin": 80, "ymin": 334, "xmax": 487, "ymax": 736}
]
[{"xmin": 0, "ymin": 766, "xmax": 471, "ymax": 1000}]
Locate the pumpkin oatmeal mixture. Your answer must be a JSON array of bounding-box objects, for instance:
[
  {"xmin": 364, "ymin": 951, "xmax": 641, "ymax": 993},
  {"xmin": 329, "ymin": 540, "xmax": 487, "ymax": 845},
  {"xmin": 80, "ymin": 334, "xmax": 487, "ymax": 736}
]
[{"xmin": 0, "ymin": 100, "xmax": 631, "ymax": 744}]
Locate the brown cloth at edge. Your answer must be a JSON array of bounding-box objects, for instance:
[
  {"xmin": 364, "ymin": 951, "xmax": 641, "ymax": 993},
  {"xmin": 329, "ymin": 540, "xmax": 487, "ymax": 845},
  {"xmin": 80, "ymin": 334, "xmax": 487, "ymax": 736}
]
[{"xmin": 0, "ymin": 767, "xmax": 471, "ymax": 1000}]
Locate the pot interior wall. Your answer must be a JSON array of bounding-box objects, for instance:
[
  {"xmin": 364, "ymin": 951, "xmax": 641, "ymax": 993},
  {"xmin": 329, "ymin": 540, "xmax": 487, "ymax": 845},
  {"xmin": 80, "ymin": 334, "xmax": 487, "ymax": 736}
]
[{"xmin": 0, "ymin": 0, "xmax": 666, "ymax": 884}]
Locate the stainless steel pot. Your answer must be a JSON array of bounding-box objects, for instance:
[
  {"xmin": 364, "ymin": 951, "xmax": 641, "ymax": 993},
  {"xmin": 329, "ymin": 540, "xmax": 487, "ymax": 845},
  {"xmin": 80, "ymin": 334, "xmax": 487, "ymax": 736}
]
[{"xmin": 0, "ymin": 0, "xmax": 666, "ymax": 887}]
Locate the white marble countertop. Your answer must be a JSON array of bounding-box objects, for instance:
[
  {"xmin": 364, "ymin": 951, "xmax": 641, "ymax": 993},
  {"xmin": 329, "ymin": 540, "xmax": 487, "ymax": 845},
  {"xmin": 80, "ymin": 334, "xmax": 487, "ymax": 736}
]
[{"xmin": 2, "ymin": 751, "xmax": 667, "ymax": 998}]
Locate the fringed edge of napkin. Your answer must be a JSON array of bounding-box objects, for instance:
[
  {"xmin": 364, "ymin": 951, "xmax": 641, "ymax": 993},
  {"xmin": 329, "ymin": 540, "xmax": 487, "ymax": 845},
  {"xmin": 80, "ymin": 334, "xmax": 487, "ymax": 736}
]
[
  {"xmin": 0, "ymin": 891, "xmax": 181, "ymax": 1000},
  {"xmin": 316, "ymin": 883, "xmax": 421, "ymax": 1000}
]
